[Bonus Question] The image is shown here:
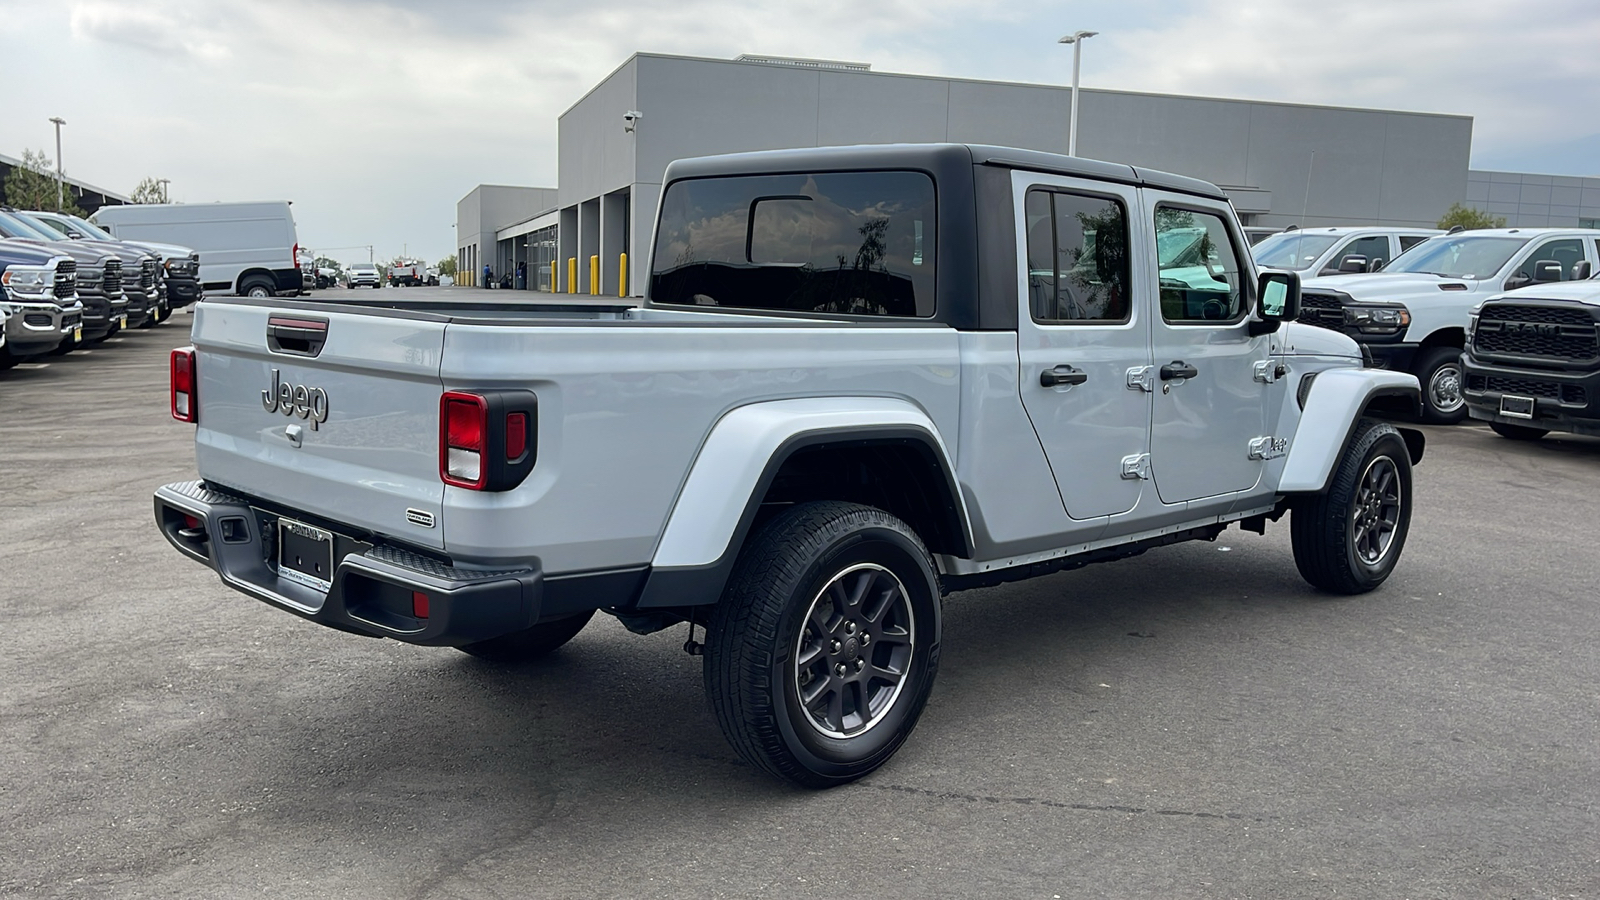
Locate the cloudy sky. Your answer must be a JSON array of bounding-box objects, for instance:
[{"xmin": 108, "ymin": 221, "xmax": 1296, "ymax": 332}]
[{"xmin": 2, "ymin": 0, "xmax": 1597, "ymax": 266}]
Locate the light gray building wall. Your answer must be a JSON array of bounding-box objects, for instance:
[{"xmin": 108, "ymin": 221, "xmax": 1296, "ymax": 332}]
[
  {"xmin": 456, "ymin": 184, "xmax": 556, "ymax": 286},
  {"xmin": 550, "ymin": 53, "xmax": 1475, "ymax": 296},
  {"xmin": 1465, "ymin": 170, "xmax": 1600, "ymax": 228}
]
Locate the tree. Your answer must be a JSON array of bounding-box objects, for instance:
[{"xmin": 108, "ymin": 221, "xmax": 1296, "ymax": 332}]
[
  {"xmin": 3, "ymin": 148, "xmax": 86, "ymax": 215},
  {"xmin": 1437, "ymin": 202, "xmax": 1505, "ymax": 231},
  {"xmin": 436, "ymin": 254, "xmax": 456, "ymax": 277},
  {"xmin": 130, "ymin": 177, "xmax": 167, "ymax": 204}
]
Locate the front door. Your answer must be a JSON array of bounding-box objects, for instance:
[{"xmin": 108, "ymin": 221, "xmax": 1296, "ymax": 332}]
[
  {"xmin": 1145, "ymin": 195, "xmax": 1271, "ymax": 505},
  {"xmin": 1014, "ymin": 172, "xmax": 1152, "ymax": 520}
]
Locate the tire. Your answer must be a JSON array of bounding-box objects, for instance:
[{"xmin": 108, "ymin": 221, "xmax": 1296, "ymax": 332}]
[
  {"xmin": 1415, "ymin": 346, "xmax": 1467, "ymax": 424},
  {"xmin": 704, "ymin": 501, "xmax": 941, "ymax": 788},
  {"xmin": 242, "ymin": 279, "xmax": 274, "ymax": 299},
  {"xmin": 1291, "ymin": 419, "xmax": 1413, "ymax": 595},
  {"xmin": 0, "ymin": 345, "xmax": 17, "ymax": 370},
  {"xmin": 457, "ymin": 610, "xmax": 595, "ymax": 662},
  {"xmin": 1489, "ymin": 421, "xmax": 1548, "ymax": 441}
]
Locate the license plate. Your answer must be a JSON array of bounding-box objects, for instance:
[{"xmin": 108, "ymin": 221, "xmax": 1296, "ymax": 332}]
[
  {"xmin": 277, "ymin": 517, "xmax": 334, "ymax": 592},
  {"xmin": 1499, "ymin": 395, "xmax": 1536, "ymax": 420},
  {"xmin": 73, "ymin": 325, "xmax": 82, "ymax": 342},
  {"xmin": 118, "ymin": 313, "xmax": 128, "ymax": 327}
]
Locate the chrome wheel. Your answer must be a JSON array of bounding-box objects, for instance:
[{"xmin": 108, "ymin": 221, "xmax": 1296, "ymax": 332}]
[
  {"xmin": 793, "ymin": 562, "xmax": 915, "ymax": 739},
  {"xmin": 1350, "ymin": 455, "xmax": 1403, "ymax": 566},
  {"xmin": 1427, "ymin": 362, "xmax": 1464, "ymax": 415}
]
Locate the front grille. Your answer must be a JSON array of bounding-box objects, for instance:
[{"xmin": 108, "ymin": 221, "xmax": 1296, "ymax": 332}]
[
  {"xmin": 141, "ymin": 259, "xmax": 158, "ymax": 291},
  {"xmin": 1469, "ymin": 375, "xmax": 1560, "ymax": 398},
  {"xmin": 24, "ymin": 313, "xmax": 53, "ymax": 327},
  {"xmin": 53, "ymin": 259, "xmax": 76, "ymax": 299},
  {"xmin": 102, "ymin": 260, "xmax": 123, "ymax": 296},
  {"xmin": 1474, "ymin": 303, "xmax": 1600, "ymax": 361},
  {"xmin": 1298, "ymin": 292, "xmax": 1345, "ymax": 329}
]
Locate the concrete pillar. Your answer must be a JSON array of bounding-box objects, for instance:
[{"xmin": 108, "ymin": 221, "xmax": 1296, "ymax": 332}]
[
  {"xmin": 629, "ymin": 183, "xmax": 661, "ymax": 298},
  {"xmin": 579, "ymin": 198, "xmax": 601, "ymax": 294},
  {"xmin": 558, "ymin": 206, "xmax": 579, "ymax": 292},
  {"xmin": 601, "ymin": 189, "xmax": 628, "ymax": 297}
]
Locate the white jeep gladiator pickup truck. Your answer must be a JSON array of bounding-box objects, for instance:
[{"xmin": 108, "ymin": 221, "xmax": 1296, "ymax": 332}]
[{"xmin": 155, "ymin": 144, "xmax": 1425, "ymax": 787}]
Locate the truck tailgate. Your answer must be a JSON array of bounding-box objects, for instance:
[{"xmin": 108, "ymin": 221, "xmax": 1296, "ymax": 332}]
[{"xmin": 190, "ymin": 303, "xmax": 446, "ymax": 550}]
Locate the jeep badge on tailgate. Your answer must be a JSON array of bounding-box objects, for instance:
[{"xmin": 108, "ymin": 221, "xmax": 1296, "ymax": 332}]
[{"xmin": 261, "ymin": 367, "xmax": 329, "ymax": 429}]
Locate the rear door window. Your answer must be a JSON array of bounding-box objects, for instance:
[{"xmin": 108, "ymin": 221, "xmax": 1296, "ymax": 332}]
[
  {"xmin": 1514, "ymin": 239, "xmax": 1584, "ymax": 281},
  {"xmin": 650, "ymin": 171, "xmax": 936, "ymax": 317},
  {"xmin": 1024, "ymin": 188, "xmax": 1130, "ymax": 323}
]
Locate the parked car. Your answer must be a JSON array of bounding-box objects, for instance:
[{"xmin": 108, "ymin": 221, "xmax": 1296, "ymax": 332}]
[
  {"xmin": 154, "ymin": 143, "xmax": 1425, "ymax": 788},
  {"xmin": 6, "ymin": 209, "xmax": 161, "ymax": 330},
  {"xmin": 388, "ymin": 260, "xmax": 428, "ymax": 287},
  {"xmin": 1296, "ymin": 227, "xmax": 1600, "ymax": 423},
  {"xmin": 1461, "ymin": 269, "xmax": 1600, "ymax": 440},
  {"xmin": 1252, "ymin": 226, "xmax": 1443, "ymax": 277},
  {"xmin": 91, "ymin": 201, "xmax": 302, "ymax": 299},
  {"xmin": 0, "ymin": 240, "xmax": 81, "ymax": 367},
  {"xmin": 0, "ymin": 214, "xmax": 123, "ymax": 345},
  {"xmin": 345, "ymin": 263, "xmax": 381, "ymax": 289},
  {"xmin": 24, "ymin": 209, "xmax": 201, "ymax": 318}
]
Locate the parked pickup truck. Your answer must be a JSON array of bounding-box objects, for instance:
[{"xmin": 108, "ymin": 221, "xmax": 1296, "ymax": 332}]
[
  {"xmin": 1251, "ymin": 226, "xmax": 1442, "ymax": 277},
  {"xmin": 1462, "ymin": 276, "xmax": 1600, "ymax": 440},
  {"xmin": 0, "ymin": 240, "xmax": 81, "ymax": 367},
  {"xmin": 1297, "ymin": 227, "xmax": 1600, "ymax": 423},
  {"xmin": 154, "ymin": 144, "xmax": 1425, "ymax": 787}
]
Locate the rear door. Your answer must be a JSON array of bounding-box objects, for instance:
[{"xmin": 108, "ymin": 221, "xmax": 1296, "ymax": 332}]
[
  {"xmin": 191, "ymin": 303, "xmax": 448, "ymax": 549},
  {"xmin": 1014, "ymin": 171, "xmax": 1152, "ymax": 520},
  {"xmin": 1144, "ymin": 193, "xmax": 1272, "ymax": 506}
]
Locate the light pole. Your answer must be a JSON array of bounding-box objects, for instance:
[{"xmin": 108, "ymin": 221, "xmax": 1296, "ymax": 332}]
[
  {"xmin": 48, "ymin": 117, "xmax": 66, "ymax": 210},
  {"xmin": 1058, "ymin": 31, "xmax": 1097, "ymax": 157}
]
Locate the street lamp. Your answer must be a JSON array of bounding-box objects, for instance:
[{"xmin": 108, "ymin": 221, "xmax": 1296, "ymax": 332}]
[
  {"xmin": 48, "ymin": 117, "xmax": 66, "ymax": 210},
  {"xmin": 1058, "ymin": 31, "xmax": 1097, "ymax": 157}
]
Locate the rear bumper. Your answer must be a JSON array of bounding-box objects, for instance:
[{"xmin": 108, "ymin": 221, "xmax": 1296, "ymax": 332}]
[
  {"xmin": 1462, "ymin": 354, "xmax": 1600, "ymax": 436},
  {"xmin": 153, "ymin": 480, "xmax": 544, "ymax": 646}
]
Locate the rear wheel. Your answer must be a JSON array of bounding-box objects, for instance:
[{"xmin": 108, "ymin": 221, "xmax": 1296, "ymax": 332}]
[
  {"xmin": 705, "ymin": 501, "xmax": 941, "ymax": 788},
  {"xmin": 1292, "ymin": 419, "xmax": 1413, "ymax": 594},
  {"xmin": 242, "ymin": 279, "xmax": 275, "ymax": 299},
  {"xmin": 457, "ymin": 610, "xmax": 595, "ymax": 662},
  {"xmin": 1489, "ymin": 421, "xmax": 1548, "ymax": 441},
  {"xmin": 1415, "ymin": 347, "xmax": 1467, "ymax": 424}
]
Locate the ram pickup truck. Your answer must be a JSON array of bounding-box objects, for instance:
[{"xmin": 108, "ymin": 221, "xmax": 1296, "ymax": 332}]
[
  {"xmin": 1252, "ymin": 226, "xmax": 1442, "ymax": 277},
  {"xmin": 1297, "ymin": 227, "xmax": 1600, "ymax": 423},
  {"xmin": 154, "ymin": 144, "xmax": 1425, "ymax": 787},
  {"xmin": 0, "ymin": 240, "xmax": 81, "ymax": 366},
  {"xmin": 24, "ymin": 209, "xmax": 200, "ymax": 319},
  {"xmin": 1462, "ymin": 278, "xmax": 1600, "ymax": 440}
]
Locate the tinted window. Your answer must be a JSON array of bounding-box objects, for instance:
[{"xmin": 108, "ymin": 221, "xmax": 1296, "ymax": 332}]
[
  {"xmin": 1398, "ymin": 234, "xmax": 1431, "ymax": 251},
  {"xmin": 1250, "ymin": 231, "xmax": 1339, "ymax": 271},
  {"xmin": 1513, "ymin": 239, "xmax": 1584, "ymax": 280},
  {"xmin": 1332, "ymin": 235, "xmax": 1390, "ymax": 270},
  {"xmin": 1024, "ymin": 189, "xmax": 1130, "ymax": 323},
  {"xmin": 1156, "ymin": 207, "xmax": 1247, "ymax": 323},
  {"xmin": 650, "ymin": 171, "xmax": 935, "ymax": 317}
]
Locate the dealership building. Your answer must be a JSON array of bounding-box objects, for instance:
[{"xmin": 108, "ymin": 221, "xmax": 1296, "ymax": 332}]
[{"xmin": 457, "ymin": 52, "xmax": 1600, "ymax": 294}]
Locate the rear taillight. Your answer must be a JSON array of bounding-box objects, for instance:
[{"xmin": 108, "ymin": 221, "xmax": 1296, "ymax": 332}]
[
  {"xmin": 292, "ymin": 243, "xmax": 301, "ymax": 270},
  {"xmin": 441, "ymin": 392, "xmax": 488, "ymax": 488},
  {"xmin": 171, "ymin": 347, "xmax": 197, "ymax": 422},
  {"xmin": 439, "ymin": 390, "xmax": 538, "ymax": 491}
]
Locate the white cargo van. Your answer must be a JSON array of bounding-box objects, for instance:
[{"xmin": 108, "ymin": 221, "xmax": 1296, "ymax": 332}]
[{"xmin": 91, "ymin": 202, "xmax": 301, "ymax": 298}]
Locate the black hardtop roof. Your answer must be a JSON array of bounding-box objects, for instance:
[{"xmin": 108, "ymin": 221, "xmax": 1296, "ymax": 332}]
[{"xmin": 661, "ymin": 143, "xmax": 1229, "ymax": 202}]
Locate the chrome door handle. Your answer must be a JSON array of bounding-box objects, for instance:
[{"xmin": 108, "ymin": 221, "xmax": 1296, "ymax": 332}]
[
  {"xmin": 1041, "ymin": 365, "xmax": 1089, "ymax": 387},
  {"xmin": 1159, "ymin": 360, "xmax": 1198, "ymax": 380}
]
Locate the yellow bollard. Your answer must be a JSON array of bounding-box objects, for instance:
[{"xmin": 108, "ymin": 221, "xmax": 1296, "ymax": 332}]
[
  {"xmin": 567, "ymin": 257, "xmax": 577, "ymax": 294},
  {"xmin": 618, "ymin": 253, "xmax": 627, "ymax": 298},
  {"xmin": 589, "ymin": 255, "xmax": 599, "ymax": 296},
  {"xmin": 550, "ymin": 260, "xmax": 557, "ymax": 294}
]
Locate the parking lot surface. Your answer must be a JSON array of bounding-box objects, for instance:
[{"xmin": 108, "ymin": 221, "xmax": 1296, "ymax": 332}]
[{"xmin": 2, "ymin": 304, "xmax": 1597, "ymax": 899}]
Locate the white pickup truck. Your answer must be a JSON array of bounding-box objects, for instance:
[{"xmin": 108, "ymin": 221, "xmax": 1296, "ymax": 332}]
[{"xmin": 154, "ymin": 144, "xmax": 1425, "ymax": 787}]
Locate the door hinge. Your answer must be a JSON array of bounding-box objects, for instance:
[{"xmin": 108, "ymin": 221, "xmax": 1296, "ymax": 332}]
[
  {"xmin": 1247, "ymin": 436, "xmax": 1288, "ymax": 460},
  {"xmin": 1253, "ymin": 360, "xmax": 1290, "ymax": 383},
  {"xmin": 1125, "ymin": 366, "xmax": 1155, "ymax": 393},
  {"xmin": 1121, "ymin": 452, "xmax": 1151, "ymax": 480}
]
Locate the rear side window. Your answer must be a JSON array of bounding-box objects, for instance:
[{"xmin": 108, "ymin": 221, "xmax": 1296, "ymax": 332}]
[
  {"xmin": 1024, "ymin": 189, "xmax": 1130, "ymax": 323},
  {"xmin": 1333, "ymin": 235, "xmax": 1390, "ymax": 270},
  {"xmin": 650, "ymin": 171, "xmax": 936, "ymax": 317},
  {"xmin": 1398, "ymin": 234, "xmax": 1430, "ymax": 251}
]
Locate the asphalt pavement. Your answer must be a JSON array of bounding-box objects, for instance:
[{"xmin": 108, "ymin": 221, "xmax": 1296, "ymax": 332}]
[{"xmin": 1, "ymin": 295, "xmax": 1597, "ymax": 898}]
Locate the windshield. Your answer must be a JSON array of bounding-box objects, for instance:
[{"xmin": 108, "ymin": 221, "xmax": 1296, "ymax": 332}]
[
  {"xmin": 1383, "ymin": 235, "xmax": 1530, "ymax": 279},
  {"xmin": 63, "ymin": 214, "xmax": 118, "ymax": 241},
  {"xmin": 1250, "ymin": 232, "xmax": 1341, "ymax": 271},
  {"xmin": 24, "ymin": 215, "xmax": 76, "ymax": 238},
  {"xmin": 0, "ymin": 210, "xmax": 64, "ymax": 241}
]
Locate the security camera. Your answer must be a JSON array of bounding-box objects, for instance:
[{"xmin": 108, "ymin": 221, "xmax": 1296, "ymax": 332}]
[{"xmin": 623, "ymin": 110, "xmax": 642, "ymax": 132}]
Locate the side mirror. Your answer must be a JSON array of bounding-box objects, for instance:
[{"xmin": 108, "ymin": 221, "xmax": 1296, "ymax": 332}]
[
  {"xmin": 1338, "ymin": 254, "xmax": 1368, "ymax": 273},
  {"xmin": 1250, "ymin": 270, "xmax": 1301, "ymax": 336},
  {"xmin": 1505, "ymin": 274, "xmax": 1534, "ymax": 290},
  {"xmin": 1367, "ymin": 257, "xmax": 1386, "ymax": 272},
  {"xmin": 1534, "ymin": 260, "xmax": 1563, "ymax": 283},
  {"xmin": 1574, "ymin": 260, "xmax": 1594, "ymax": 280}
]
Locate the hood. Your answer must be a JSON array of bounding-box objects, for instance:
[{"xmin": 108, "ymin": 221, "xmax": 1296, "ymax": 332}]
[
  {"xmin": 1479, "ymin": 281, "xmax": 1600, "ymax": 308},
  {"xmin": 57, "ymin": 239, "xmax": 159, "ymax": 266},
  {"xmin": 0, "ymin": 238, "xmax": 62, "ymax": 266},
  {"xmin": 1275, "ymin": 322, "xmax": 1362, "ymax": 358},
  {"xmin": 124, "ymin": 239, "xmax": 196, "ymax": 261},
  {"xmin": 4, "ymin": 238, "xmax": 114, "ymax": 267},
  {"xmin": 1302, "ymin": 271, "xmax": 1481, "ymax": 302}
]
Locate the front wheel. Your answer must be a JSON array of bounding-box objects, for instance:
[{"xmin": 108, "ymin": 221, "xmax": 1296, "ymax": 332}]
[
  {"xmin": 1291, "ymin": 419, "xmax": 1413, "ymax": 594},
  {"xmin": 705, "ymin": 501, "xmax": 941, "ymax": 788},
  {"xmin": 1415, "ymin": 347, "xmax": 1467, "ymax": 424},
  {"xmin": 1489, "ymin": 421, "xmax": 1548, "ymax": 441},
  {"xmin": 456, "ymin": 610, "xmax": 595, "ymax": 662}
]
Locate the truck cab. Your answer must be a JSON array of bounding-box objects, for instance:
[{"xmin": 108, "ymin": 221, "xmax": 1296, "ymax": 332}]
[
  {"xmin": 1297, "ymin": 227, "xmax": 1600, "ymax": 422},
  {"xmin": 1252, "ymin": 226, "xmax": 1443, "ymax": 277}
]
